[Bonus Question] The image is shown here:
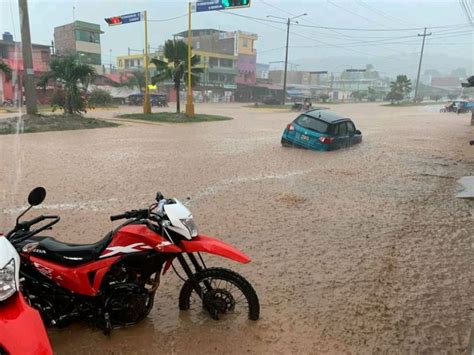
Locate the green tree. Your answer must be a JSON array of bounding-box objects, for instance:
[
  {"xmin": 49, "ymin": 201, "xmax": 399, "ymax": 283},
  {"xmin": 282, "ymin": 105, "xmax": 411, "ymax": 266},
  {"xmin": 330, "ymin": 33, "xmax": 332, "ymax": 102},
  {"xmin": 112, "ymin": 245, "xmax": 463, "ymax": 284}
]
[
  {"xmin": 447, "ymin": 93, "xmax": 458, "ymax": 100},
  {"xmin": 367, "ymin": 87, "xmax": 381, "ymax": 102},
  {"xmin": 430, "ymin": 94, "xmax": 442, "ymax": 102},
  {"xmin": 0, "ymin": 61, "xmax": 12, "ymax": 81},
  {"xmin": 386, "ymin": 91, "xmax": 403, "ymax": 104},
  {"xmin": 124, "ymin": 71, "xmax": 146, "ymax": 93},
  {"xmin": 351, "ymin": 90, "xmax": 367, "ymax": 101},
  {"xmin": 38, "ymin": 56, "xmax": 95, "ymax": 114},
  {"xmin": 388, "ymin": 75, "xmax": 412, "ymax": 103},
  {"xmin": 151, "ymin": 40, "xmax": 203, "ymax": 114},
  {"xmin": 88, "ymin": 88, "xmax": 113, "ymax": 108}
]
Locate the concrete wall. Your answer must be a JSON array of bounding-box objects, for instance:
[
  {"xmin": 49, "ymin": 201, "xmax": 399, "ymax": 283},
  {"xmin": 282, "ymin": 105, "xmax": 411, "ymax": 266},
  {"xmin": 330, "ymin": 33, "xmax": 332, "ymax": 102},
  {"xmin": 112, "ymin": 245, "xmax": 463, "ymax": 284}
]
[
  {"xmin": 54, "ymin": 23, "xmax": 76, "ymax": 55},
  {"xmin": 269, "ymin": 70, "xmax": 306, "ymax": 85},
  {"xmin": 76, "ymin": 41, "xmax": 100, "ymax": 54},
  {"xmin": 191, "ymin": 34, "xmax": 234, "ymax": 55}
]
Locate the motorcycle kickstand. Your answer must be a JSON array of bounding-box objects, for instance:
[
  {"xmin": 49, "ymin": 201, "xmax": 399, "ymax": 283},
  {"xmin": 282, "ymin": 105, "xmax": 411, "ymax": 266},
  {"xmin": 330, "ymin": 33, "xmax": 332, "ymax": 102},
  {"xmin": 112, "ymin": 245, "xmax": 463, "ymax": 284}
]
[{"xmin": 103, "ymin": 312, "xmax": 112, "ymax": 335}]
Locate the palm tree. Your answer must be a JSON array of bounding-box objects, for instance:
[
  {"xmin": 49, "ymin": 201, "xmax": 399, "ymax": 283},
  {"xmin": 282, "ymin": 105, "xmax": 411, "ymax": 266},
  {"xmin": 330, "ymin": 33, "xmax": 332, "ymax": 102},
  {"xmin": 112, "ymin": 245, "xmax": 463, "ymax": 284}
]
[
  {"xmin": 151, "ymin": 40, "xmax": 203, "ymax": 114},
  {"xmin": 0, "ymin": 61, "xmax": 12, "ymax": 81},
  {"xmin": 389, "ymin": 75, "xmax": 412, "ymax": 102},
  {"xmin": 124, "ymin": 70, "xmax": 146, "ymax": 93},
  {"xmin": 38, "ymin": 56, "xmax": 95, "ymax": 114}
]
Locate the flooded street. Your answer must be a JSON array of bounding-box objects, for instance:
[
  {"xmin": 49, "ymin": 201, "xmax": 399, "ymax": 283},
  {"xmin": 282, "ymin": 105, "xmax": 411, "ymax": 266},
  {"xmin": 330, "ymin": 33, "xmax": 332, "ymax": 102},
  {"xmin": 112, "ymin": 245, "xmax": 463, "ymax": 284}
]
[{"xmin": 0, "ymin": 102, "xmax": 472, "ymax": 353}]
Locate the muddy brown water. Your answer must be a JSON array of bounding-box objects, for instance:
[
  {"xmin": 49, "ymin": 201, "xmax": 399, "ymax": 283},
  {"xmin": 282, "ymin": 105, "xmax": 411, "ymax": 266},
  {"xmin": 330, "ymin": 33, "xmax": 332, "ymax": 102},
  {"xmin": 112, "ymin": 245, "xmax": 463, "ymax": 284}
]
[{"xmin": 1, "ymin": 103, "xmax": 473, "ymax": 354}]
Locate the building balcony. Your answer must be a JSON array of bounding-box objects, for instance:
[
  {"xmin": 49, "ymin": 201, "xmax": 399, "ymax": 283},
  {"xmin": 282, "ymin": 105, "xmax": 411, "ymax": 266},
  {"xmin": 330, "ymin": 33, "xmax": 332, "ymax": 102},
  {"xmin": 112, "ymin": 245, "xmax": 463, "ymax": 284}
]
[{"xmin": 207, "ymin": 66, "xmax": 238, "ymax": 75}]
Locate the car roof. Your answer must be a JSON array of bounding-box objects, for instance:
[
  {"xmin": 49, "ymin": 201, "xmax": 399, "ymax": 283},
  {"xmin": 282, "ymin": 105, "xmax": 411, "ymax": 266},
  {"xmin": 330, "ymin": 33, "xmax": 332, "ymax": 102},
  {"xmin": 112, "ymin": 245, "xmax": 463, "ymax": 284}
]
[{"xmin": 304, "ymin": 110, "xmax": 350, "ymax": 124}]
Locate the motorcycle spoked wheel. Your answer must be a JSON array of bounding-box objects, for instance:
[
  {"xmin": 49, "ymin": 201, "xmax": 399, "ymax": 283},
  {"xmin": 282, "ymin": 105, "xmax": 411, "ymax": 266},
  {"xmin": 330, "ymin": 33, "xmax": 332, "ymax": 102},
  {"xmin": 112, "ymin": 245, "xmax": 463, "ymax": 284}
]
[{"xmin": 179, "ymin": 267, "xmax": 260, "ymax": 321}]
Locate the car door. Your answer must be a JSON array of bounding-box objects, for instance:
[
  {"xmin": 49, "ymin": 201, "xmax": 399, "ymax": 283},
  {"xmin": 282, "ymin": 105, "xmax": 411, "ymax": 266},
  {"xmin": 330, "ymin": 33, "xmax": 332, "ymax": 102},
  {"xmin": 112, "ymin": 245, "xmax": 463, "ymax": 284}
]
[
  {"xmin": 346, "ymin": 121, "xmax": 357, "ymax": 146},
  {"xmin": 334, "ymin": 122, "xmax": 349, "ymax": 149}
]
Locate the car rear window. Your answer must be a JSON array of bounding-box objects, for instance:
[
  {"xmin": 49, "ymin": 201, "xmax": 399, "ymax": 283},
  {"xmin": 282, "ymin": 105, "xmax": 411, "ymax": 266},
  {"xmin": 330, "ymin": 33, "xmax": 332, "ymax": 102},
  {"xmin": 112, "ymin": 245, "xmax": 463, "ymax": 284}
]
[{"xmin": 295, "ymin": 115, "xmax": 329, "ymax": 133}]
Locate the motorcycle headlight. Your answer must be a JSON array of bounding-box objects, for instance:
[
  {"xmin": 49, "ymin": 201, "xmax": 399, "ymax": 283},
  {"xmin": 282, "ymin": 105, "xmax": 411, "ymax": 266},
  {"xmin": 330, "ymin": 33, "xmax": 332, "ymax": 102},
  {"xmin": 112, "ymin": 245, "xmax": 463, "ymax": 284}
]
[
  {"xmin": 0, "ymin": 258, "xmax": 17, "ymax": 301},
  {"xmin": 180, "ymin": 218, "xmax": 198, "ymax": 238}
]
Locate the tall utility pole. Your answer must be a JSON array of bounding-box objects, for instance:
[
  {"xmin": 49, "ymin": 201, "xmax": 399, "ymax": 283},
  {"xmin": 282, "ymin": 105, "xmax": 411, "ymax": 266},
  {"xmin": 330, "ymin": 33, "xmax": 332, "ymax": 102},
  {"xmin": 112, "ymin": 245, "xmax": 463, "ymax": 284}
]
[
  {"xmin": 18, "ymin": 0, "xmax": 37, "ymax": 114},
  {"xmin": 413, "ymin": 27, "xmax": 431, "ymax": 102},
  {"xmin": 282, "ymin": 17, "xmax": 291, "ymax": 105},
  {"xmin": 143, "ymin": 10, "xmax": 151, "ymax": 114},
  {"xmin": 185, "ymin": 2, "xmax": 194, "ymax": 117},
  {"xmin": 267, "ymin": 13, "xmax": 307, "ymax": 105}
]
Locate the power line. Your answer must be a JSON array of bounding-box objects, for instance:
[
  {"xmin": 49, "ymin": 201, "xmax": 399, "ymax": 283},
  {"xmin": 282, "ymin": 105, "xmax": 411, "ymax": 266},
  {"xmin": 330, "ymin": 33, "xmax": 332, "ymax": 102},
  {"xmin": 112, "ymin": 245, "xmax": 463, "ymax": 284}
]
[
  {"xmin": 260, "ymin": 41, "xmax": 473, "ymax": 53},
  {"xmin": 222, "ymin": 10, "xmax": 471, "ymax": 59},
  {"xmin": 293, "ymin": 22, "xmax": 471, "ymax": 32},
  {"xmin": 148, "ymin": 14, "xmax": 187, "ymax": 22},
  {"xmin": 259, "ymin": 0, "xmax": 405, "ymax": 55},
  {"xmin": 458, "ymin": 0, "xmax": 474, "ymax": 25},
  {"xmin": 354, "ymin": 0, "xmax": 412, "ymax": 26},
  {"xmin": 326, "ymin": 0, "xmax": 387, "ymax": 27},
  {"xmin": 216, "ymin": 11, "xmax": 471, "ymax": 32}
]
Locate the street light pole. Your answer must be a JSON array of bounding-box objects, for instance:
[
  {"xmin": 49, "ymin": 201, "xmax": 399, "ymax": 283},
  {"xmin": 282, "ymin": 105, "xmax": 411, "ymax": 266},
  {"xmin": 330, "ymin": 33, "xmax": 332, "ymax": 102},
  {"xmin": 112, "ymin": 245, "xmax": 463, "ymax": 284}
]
[{"xmin": 268, "ymin": 13, "xmax": 306, "ymax": 105}]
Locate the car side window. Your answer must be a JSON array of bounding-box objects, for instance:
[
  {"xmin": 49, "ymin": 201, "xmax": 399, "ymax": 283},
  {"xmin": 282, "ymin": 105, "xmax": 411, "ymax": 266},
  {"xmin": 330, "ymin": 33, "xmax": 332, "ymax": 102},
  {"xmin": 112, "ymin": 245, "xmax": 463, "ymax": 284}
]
[
  {"xmin": 338, "ymin": 123, "xmax": 347, "ymax": 136},
  {"xmin": 347, "ymin": 122, "xmax": 355, "ymax": 135}
]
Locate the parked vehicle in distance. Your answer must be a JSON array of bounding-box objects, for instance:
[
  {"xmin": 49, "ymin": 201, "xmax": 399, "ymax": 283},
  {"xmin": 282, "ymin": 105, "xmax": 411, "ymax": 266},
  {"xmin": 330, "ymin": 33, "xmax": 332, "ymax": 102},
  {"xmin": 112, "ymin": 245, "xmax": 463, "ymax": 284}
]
[
  {"xmin": 440, "ymin": 100, "xmax": 474, "ymax": 113},
  {"xmin": 281, "ymin": 109, "xmax": 362, "ymax": 151},
  {"xmin": 261, "ymin": 95, "xmax": 280, "ymax": 105},
  {"xmin": 291, "ymin": 97, "xmax": 313, "ymax": 111},
  {"xmin": 127, "ymin": 94, "xmax": 168, "ymax": 107}
]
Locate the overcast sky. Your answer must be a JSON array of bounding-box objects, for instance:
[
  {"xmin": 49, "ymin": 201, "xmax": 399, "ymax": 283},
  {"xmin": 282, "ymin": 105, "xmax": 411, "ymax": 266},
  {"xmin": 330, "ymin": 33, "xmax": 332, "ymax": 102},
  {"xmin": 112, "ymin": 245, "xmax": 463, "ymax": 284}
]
[{"xmin": 1, "ymin": 0, "xmax": 473, "ymax": 76}]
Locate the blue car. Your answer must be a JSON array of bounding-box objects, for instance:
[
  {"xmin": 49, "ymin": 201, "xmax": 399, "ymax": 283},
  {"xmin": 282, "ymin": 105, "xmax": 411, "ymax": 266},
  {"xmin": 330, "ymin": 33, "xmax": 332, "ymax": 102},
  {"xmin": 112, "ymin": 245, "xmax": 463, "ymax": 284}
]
[{"xmin": 281, "ymin": 110, "xmax": 362, "ymax": 151}]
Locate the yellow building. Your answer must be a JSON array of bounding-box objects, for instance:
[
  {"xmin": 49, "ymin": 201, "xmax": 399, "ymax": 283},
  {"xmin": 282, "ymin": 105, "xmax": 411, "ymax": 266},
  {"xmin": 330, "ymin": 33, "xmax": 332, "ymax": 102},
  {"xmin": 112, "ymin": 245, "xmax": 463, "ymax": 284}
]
[
  {"xmin": 193, "ymin": 50, "xmax": 238, "ymax": 88},
  {"xmin": 236, "ymin": 31, "xmax": 257, "ymax": 56},
  {"xmin": 116, "ymin": 50, "xmax": 165, "ymax": 71}
]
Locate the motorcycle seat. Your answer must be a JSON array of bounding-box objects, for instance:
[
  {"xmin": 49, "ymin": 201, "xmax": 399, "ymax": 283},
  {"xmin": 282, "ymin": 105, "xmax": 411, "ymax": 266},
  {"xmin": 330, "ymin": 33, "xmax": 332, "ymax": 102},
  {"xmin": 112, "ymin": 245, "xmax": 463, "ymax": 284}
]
[{"xmin": 30, "ymin": 232, "xmax": 113, "ymax": 266}]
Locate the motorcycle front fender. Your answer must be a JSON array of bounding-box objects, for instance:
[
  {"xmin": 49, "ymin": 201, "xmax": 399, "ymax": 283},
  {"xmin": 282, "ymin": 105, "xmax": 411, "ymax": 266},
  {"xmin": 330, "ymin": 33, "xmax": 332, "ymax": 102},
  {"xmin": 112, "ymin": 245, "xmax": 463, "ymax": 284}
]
[
  {"xmin": 0, "ymin": 292, "xmax": 52, "ymax": 355},
  {"xmin": 180, "ymin": 235, "xmax": 251, "ymax": 264}
]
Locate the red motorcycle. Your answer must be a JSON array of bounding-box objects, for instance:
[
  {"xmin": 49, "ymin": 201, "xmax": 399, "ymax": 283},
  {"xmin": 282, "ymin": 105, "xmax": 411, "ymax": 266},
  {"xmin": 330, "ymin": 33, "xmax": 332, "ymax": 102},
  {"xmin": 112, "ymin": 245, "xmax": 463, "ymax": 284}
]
[{"xmin": 5, "ymin": 187, "xmax": 259, "ymax": 336}]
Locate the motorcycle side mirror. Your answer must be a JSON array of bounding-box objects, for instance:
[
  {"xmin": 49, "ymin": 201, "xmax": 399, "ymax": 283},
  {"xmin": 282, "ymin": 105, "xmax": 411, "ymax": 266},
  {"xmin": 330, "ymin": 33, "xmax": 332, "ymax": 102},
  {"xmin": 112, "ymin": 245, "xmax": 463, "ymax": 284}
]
[
  {"xmin": 155, "ymin": 192, "xmax": 164, "ymax": 202},
  {"xmin": 28, "ymin": 187, "xmax": 46, "ymax": 206},
  {"xmin": 15, "ymin": 187, "xmax": 46, "ymax": 227}
]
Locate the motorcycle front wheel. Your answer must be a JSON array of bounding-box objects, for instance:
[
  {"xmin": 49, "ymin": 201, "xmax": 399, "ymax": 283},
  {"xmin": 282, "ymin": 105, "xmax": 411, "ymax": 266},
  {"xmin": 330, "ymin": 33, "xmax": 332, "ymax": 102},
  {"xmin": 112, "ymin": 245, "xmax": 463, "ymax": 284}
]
[{"xmin": 179, "ymin": 267, "xmax": 260, "ymax": 321}]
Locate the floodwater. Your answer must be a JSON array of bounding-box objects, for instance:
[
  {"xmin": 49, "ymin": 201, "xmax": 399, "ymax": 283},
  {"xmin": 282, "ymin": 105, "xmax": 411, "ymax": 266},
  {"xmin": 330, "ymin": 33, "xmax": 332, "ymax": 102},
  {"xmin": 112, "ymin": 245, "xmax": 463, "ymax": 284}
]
[{"xmin": 0, "ymin": 102, "xmax": 472, "ymax": 353}]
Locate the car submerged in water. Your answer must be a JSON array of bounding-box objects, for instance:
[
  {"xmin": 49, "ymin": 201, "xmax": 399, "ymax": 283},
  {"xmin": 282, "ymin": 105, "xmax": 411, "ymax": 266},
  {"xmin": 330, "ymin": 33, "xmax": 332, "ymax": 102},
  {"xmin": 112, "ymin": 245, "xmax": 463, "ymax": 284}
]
[{"xmin": 281, "ymin": 109, "xmax": 362, "ymax": 151}]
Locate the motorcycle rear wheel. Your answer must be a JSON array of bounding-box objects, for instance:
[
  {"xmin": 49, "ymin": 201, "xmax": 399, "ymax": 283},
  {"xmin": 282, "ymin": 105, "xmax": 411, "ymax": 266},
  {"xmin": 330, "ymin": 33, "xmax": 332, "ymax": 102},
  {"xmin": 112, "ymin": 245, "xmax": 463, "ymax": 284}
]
[{"xmin": 179, "ymin": 267, "xmax": 260, "ymax": 321}]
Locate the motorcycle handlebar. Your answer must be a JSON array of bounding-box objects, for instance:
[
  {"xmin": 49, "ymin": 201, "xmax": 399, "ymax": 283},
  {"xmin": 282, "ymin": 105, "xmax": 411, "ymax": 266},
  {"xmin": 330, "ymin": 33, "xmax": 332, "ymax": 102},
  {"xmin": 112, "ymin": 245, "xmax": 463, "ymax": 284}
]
[
  {"xmin": 110, "ymin": 209, "xmax": 149, "ymax": 221},
  {"xmin": 110, "ymin": 213, "xmax": 128, "ymax": 221},
  {"xmin": 25, "ymin": 215, "xmax": 46, "ymax": 227},
  {"xmin": 19, "ymin": 215, "xmax": 58, "ymax": 229},
  {"xmin": 9, "ymin": 215, "xmax": 60, "ymax": 243}
]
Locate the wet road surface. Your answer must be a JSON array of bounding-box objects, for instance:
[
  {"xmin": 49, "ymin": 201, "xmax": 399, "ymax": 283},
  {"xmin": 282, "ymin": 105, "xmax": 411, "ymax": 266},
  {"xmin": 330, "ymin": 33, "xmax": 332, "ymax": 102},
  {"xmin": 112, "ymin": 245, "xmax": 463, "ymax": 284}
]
[{"xmin": 1, "ymin": 103, "xmax": 473, "ymax": 353}]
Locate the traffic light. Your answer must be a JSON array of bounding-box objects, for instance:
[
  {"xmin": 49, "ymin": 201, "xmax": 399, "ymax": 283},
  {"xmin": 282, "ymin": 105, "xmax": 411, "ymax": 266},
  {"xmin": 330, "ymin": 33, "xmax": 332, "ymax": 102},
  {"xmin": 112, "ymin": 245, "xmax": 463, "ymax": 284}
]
[
  {"xmin": 221, "ymin": 0, "xmax": 251, "ymax": 9},
  {"xmin": 105, "ymin": 16, "xmax": 122, "ymax": 26}
]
